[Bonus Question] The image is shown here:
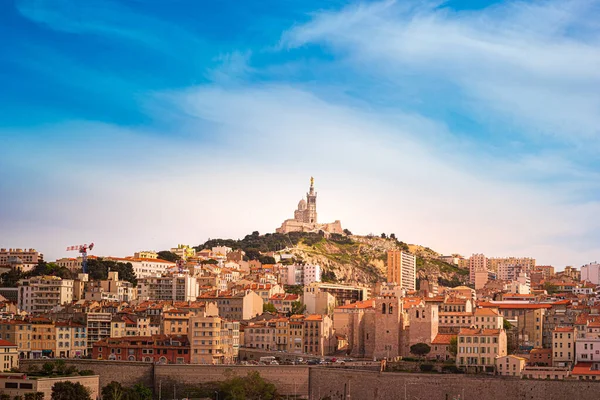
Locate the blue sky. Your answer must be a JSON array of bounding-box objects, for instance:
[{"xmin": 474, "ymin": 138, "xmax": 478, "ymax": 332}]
[{"xmin": 1, "ymin": 0, "xmax": 600, "ymax": 266}]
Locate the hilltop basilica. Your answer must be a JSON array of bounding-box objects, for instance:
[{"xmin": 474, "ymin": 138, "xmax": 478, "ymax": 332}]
[{"xmin": 276, "ymin": 178, "xmax": 344, "ymax": 235}]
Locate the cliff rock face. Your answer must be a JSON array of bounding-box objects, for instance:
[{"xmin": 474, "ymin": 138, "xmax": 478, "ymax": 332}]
[{"xmin": 281, "ymin": 236, "xmax": 469, "ymax": 286}]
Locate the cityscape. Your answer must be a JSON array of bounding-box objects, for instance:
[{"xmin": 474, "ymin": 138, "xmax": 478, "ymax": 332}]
[
  {"xmin": 0, "ymin": 179, "xmax": 599, "ymax": 398},
  {"xmin": 2, "ymin": 0, "xmax": 599, "ymax": 399}
]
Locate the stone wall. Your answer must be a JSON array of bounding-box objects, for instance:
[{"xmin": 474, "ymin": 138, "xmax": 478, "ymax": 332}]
[
  {"xmin": 154, "ymin": 364, "xmax": 309, "ymax": 397},
  {"xmin": 20, "ymin": 359, "xmax": 154, "ymax": 390},
  {"xmin": 309, "ymin": 368, "xmax": 600, "ymax": 400},
  {"xmin": 20, "ymin": 360, "xmax": 309, "ymax": 398}
]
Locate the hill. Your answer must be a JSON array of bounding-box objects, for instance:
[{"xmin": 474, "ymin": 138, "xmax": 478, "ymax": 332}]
[{"xmin": 196, "ymin": 232, "xmax": 469, "ymax": 287}]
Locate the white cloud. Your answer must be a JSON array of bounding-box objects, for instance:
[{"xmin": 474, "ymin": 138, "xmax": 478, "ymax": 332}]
[
  {"xmin": 2, "ymin": 84, "xmax": 599, "ymax": 266},
  {"xmin": 282, "ymin": 0, "xmax": 600, "ymax": 143}
]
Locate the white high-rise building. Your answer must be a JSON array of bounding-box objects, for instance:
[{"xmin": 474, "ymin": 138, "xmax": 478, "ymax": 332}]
[
  {"xmin": 387, "ymin": 251, "xmax": 416, "ymax": 291},
  {"xmin": 137, "ymin": 274, "xmax": 199, "ymax": 301},
  {"xmin": 18, "ymin": 276, "xmax": 74, "ymax": 313}
]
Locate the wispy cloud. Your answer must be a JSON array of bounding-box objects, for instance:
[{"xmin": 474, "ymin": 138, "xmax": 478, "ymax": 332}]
[{"xmin": 283, "ymin": 0, "xmax": 600, "ymax": 145}]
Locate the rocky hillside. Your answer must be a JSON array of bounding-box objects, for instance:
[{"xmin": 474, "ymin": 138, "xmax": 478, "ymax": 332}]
[{"xmin": 197, "ymin": 232, "xmax": 469, "ymax": 287}]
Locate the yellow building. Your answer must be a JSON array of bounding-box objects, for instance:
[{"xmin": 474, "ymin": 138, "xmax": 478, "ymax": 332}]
[
  {"xmin": 552, "ymin": 327, "xmax": 575, "ymax": 367},
  {"xmin": 188, "ymin": 314, "xmax": 238, "ymax": 364},
  {"xmin": 274, "ymin": 317, "xmax": 289, "ymax": 351},
  {"xmin": 0, "ymin": 320, "xmax": 32, "ymax": 359},
  {"xmin": 0, "ymin": 340, "xmax": 18, "ymax": 371},
  {"xmin": 288, "ymin": 315, "xmax": 305, "ymax": 353},
  {"xmin": 30, "ymin": 319, "xmax": 56, "ymax": 359},
  {"xmin": 496, "ymin": 354, "xmax": 526, "ymax": 376},
  {"xmin": 55, "ymin": 321, "xmax": 87, "ymax": 358},
  {"xmin": 162, "ymin": 309, "xmax": 194, "ymax": 335}
]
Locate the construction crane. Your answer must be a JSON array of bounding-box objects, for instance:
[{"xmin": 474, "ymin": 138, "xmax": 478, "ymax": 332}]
[{"xmin": 66, "ymin": 243, "xmax": 95, "ymax": 274}]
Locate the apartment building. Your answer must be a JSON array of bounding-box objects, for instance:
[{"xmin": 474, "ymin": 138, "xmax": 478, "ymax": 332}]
[
  {"xmin": 387, "ymin": 250, "xmax": 416, "ymax": 291},
  {"xmin": 0, "ymin": 321, "xmax": 31, "ymax": 360},
  {"xmin": 0, "ymin": 248, "xmax": 42, "ymax": 267},
  {"xmin": 496, "ymin": 354, "xmax": 526, "ymax": 376},
  {"xmin": 553, "ymin": 327, "xmax": 575, "ymax": 367},
  {"xmin": 84, "ymin": 271, "xmax": 137, "ymax": 302},
  {"xmin": 18, "ymin": 276, "xmax": 74, "ymax": 313},
  {"xmin": 162, "ymin": 309, "xmax": 194, "ymax": 335},
  {"xmin": 288, "ymin": 314, "xmax": 305, "ymax": 354},
  {"xmin": 0, "ymin": 340, "xmax": 18, "ymax": 371},
  {"xmin": 456, "ymin": 328, "xmax": 507, "ymax": 372},
  {"xmin": 84, "ymin": 313, "xmax": 112, "ymax": 351},
  {"xmin": 269, "ymin": 293, "xmax": 299, "ymax": 314},
  {"xmin": 304, "ymin": 282, "xmax": 369, "ymax": 308},
  {"xmin": 105, "ymin": 257, "xmax": 176, "ymax": 279},
  {"xmin": 244, "ymin": 320, "xmax": 276, "ymax": 351},
  {"xmin": 30, "ymin": 319, "xmax": 56, "ymax": 359},
  {"xmin": 188, "ymin": 314, "xmax": 239, "ymax": 364},
  {"xmin": 138, "ymin": 274, "xmax": 199, "ymax": 302},
  {"xmin": 280, "ymin": 264, "xmax": 321, "ymax": 286},
  {"xmin": 93, "ymin": 335, "xmax": 190, "ymax": 363},
  {"xmin": 55, "ymin": 321, "xmax": 87, "ymax": 358},
  {"xmin": 469, "ymin": 254, "xmax": 487, "ymax": 285},
  {"xmin": 200, "ymin": 290, "xmax": 263, "ymax": 321}
]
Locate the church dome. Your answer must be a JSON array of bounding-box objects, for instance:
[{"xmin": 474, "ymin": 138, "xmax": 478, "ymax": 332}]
[{"xmin": 297, "ymin": 199, "xmax": 307, "ymax": 210}]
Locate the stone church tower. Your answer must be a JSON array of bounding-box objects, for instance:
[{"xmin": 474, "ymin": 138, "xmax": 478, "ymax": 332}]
[
  {"xmin": 276, "ymin": 177, "xmax": 343, "ymax": 235},
  {"xmin": 306, "ymin": 177, "xmax": 317, "ymax": 224}
]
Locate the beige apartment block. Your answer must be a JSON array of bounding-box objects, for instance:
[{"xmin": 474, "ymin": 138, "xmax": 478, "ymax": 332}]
[
  {"xmin": 0, "ymin": 340, "xmax": 18, "ymax": 371},
  {"xmin": 17, "ymin": 276, "xmax": 74, "ymax": 314},
  {"xmin": 0, "ymin": 248, "xmax": 42, "ymax": 266},
  {"xmin": 55, "ymin": 321, "xmax": 87, "ymax": 358},
  {"xmin": 188, "ymin": 314, "xmax": 239, "ymax": 364},
  {"xmin": 457, "ymin": 328, "xmax": 507, "ymax": 372},
  {"xmin": 0, "ymin": 320, "xmax": 32, "ymax": 359},
  {"xmin": 496, "ymin": 354, "xmax": 526, "ymax": 376}
]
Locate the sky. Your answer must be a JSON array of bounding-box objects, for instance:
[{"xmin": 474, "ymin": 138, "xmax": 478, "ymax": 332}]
[{"xmin": 1, "ymin": 0, "xmax": 600, "ymax": 267}]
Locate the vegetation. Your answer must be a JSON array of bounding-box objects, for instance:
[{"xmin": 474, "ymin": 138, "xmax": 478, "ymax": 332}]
[
  {"xmin": 218, "ymin": 370, "xmax": 277, "ymax": 400},
  {"xmin": 449, "ymin": 337, "xmax": 458, "ymax": 357},
  {"xmin": 157, "ymin": 251, "xmax": 181, "ymax": 262},
  {"xmin": 101, "ymin": 381, "xmax": 152, "ymax": 400},
  {"xmin": 51, "ymin": 381, "xmax": 91, "ymax": 400},
  {"xmin": 87, "ymin": 258, "xmax": 137, "ymax": 286},
  {"xmin": 289, "ymin": 301, "xmax": 306, "ymax": 316},
  {"xmin": 284, "ymin": 285, "xmax": 303, "ymax": 296},
  {"xmin": 410, "ymin": 343, "xmax": 431, "ymax": 359},
  {"xmin": 26, "ymin": 360, "xmax": 87, "ymax": 378},
  {"xmin": 419, "ymin": 364, "xmax": 434, "ymax": 372},
  {"xmin": 543, "ymin": 282, "xmax": 558, "ymax": 294},
  {"xmin": 263, "ymin": 303, "xmax": 277, "ymax": 313}
]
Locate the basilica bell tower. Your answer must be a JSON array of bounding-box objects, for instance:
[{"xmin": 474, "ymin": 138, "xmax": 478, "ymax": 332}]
[{"xmin": 306, "ymin": 177, "xmax": 317, "ymax": 224}]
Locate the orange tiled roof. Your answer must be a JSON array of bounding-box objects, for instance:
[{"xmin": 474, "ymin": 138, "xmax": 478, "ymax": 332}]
[
  {"xmin": 432, "ymin": 334, "xmax": 455, "ymax": 345},
  {"xmin": 336, "ymin": 299, "xmax": 375, "ymax": 310},
  {"xmin": 572, "ymin": 362, "xmax": 600, "ymax": 376},
  {"xmin": 474, "ymin": 308, "xmax": 500, "ymax": 316},
  {"xmin": 459, "ymin": 328, "xmax": 502, "ymax": 336},
  {"xmin": 553, "ymin": 327, "xmax": 574, "ymax": 333}
]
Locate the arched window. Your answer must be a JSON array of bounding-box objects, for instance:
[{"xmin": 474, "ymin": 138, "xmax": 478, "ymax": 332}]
[
  {"xmin": 416, "ymin": 310, "xmax": 420, "ymax": 318},
  {"xmin": 389, "ymin": 303, "xmax": 393, "ymax": 314},
  {"xmin": 382, "ymin": 303, "xmax": 386, "ymax": 314}
]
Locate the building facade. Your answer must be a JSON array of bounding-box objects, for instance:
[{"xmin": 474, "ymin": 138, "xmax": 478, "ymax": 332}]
[{"xmin": 387, "ymin": 251, "xmax": 416, "ymax": 291}]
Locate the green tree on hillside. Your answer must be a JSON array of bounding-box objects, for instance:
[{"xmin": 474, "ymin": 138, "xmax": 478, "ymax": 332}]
[{"xmin": 157, "ymin": 251, "xmax": 181, "ymax": 262}]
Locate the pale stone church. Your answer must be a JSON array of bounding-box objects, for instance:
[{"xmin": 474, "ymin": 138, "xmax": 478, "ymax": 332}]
[{"xmin": 276, "ymin": 178, "xmax": 344, "ymax": 235}]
